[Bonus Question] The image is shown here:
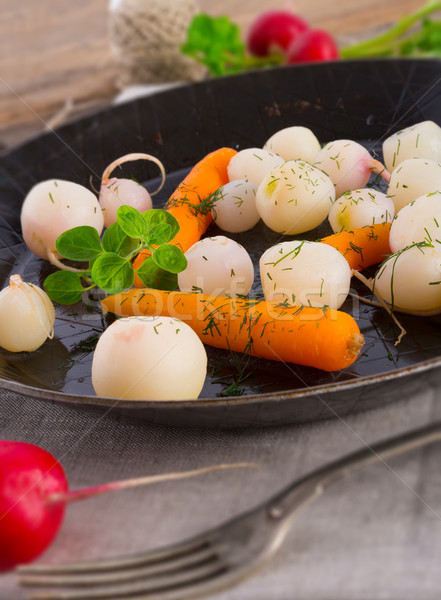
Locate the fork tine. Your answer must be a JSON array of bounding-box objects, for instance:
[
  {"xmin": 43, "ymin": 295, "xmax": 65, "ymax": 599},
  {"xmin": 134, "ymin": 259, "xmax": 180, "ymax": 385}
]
[
  {"xmin": 18, "ymin": 543, "xmax": 224, "ymax": 588},
  {"xmin": 21, "ymin": 559, "xmax": 228, "ymax": 600},
  {"xmin": 18, "ymin": 535, "xmax": 215, "ymax": 576}
]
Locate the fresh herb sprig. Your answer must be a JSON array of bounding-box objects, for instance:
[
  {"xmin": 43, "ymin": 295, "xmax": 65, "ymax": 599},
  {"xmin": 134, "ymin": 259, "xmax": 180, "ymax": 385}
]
[
  {"xmin": 44, "ymin": 206, "xmax": 187, "ymax": 305},
  {"xmin": 181, "ymin": 13, "xmax": 284, "ymax": 77}
]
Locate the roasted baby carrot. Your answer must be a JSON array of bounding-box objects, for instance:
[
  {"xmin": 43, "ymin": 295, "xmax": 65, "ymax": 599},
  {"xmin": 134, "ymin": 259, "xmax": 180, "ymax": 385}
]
[
  {"xmin": 320, "ymin": 222, "xmax": 391, "ymax": 270},
  {"xmin": 133, "ymin": 147, "xmax": 237, "ymax": 286},
  {"xmin": 101, "ymin": 289, "xmax": 364, "ymax": 372}
]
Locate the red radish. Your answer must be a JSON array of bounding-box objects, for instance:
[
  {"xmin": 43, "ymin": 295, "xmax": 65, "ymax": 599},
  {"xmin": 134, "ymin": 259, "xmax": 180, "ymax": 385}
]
[
  {"xmin": 247, "ymin": 10, "xmax": 309, "ymax": 57},
  {"xmin": 0, "ymin": 441, "xmax": 68, "ymax": 571},
  {"xmin": 286, "ymin": 29, "xmax": 339, "ymax": 63},
  {"xmin": 0, "ymin": 440, "xmax": 253, "ymax": 571}
]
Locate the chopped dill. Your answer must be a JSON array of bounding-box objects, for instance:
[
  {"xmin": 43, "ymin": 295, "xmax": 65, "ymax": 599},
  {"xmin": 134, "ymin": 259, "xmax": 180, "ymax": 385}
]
[{"xmin": 349, "ymin": 241, "xmax": 364, "ymax": 260}]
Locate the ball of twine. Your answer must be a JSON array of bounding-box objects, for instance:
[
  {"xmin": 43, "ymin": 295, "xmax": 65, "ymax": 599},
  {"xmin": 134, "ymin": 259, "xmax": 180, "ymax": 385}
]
[{"xmin": 109, "ymin": 0, "xmax": 207, "ymax": 86}]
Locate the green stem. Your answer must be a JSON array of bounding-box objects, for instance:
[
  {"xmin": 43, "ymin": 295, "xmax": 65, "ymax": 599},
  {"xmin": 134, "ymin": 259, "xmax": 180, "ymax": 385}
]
[
  {"xmin": 342, "ymin": 19, "xmax": 441, "ymax": 57},
  {"xmin": 341, "ymin": 0, "xmax": 441, "ymax": 58},
  {"xmin": 83, "ymin": 282, "xmax": 97, "ymax": 292},
  {"xmin": 243, "ymin": 51, "xmax": 285, "ymax": 69},
  {"xmin": 126, "ymin": 241, "xmax": 145, "ymax": 262}
]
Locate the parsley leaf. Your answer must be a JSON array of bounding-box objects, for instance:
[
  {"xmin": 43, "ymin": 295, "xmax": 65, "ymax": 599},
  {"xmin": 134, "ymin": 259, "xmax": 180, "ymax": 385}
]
[{"xmin": 181, "ymin": 13, "xmax": 283, "ymax": 76}]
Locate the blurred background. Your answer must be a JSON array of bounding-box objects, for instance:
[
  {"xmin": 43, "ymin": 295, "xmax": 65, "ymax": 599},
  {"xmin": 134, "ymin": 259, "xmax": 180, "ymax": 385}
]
[{"xmin": 0, "ymin": 0, "xmax": 426, "ymax": 149}]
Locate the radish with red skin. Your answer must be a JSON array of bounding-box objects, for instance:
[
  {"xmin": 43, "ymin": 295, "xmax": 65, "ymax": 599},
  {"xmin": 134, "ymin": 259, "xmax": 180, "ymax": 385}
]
[
  {"xmin": 247, "ymin": 10, "xmax": 309, "ymax": 57},
  {"xmin": 0, "ymin": 440, "xmax": 252, "ymax": 571},
  {"xmin": 0, "ymin": 440, "xmax": 68, "ymax": 571},
  {"xmin": 286, "ymin": 29, "xmax": 339, "ymax": 63}
]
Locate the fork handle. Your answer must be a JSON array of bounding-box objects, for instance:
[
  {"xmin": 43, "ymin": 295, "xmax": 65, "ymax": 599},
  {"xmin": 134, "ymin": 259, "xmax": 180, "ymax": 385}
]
[{"xmin": 268, "ymin": 422, "xmax": 441, "ymax": 520}]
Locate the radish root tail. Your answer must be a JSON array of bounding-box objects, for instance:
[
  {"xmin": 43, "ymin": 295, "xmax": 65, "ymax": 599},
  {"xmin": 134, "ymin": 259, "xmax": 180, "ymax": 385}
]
[
  {"xmin": 47, "ymin": 251, "xmax": 84, "ymax": 274},
  {"xmin": 352, "ymin": 269, "xmax": 406, "ymax": 345},
  {"xmin": 370, "ymin": 159, "xmax": 390, "ymax": 182},
  {"xmin": 47, "ymin": 462, "xmax": 259, "ymax": 505}
]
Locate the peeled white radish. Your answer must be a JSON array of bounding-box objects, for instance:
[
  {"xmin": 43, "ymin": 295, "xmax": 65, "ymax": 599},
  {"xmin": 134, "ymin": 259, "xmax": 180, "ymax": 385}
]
[
  {"xmin": 211, "ymin": 180, "xmax": 260, "ymax": 233},
  {"xmin": 328, "ymin": 188, "xmax": 395, "ymax": 233},
  {"xmin": 383, "ymin": 120, "xmax": 441, "ymax": 172},
  {"xmin": 91, "ymin": 316, "xmax": 207, "ymax": 400},
  {"xmin": 255, "ymin": 159, "xmax": 335, "ymax": 235},
  {"xmin": 259, "ymin": 240, "xmax": 351, "ymax": 309},
  {"xmin": 20, "ymin": 179, "xmax": 104, "ymax": 265},
  {"xmin": 263, "ymin": 126, "xmax": 321, "ymax": 163},
  {"xmin": 227, "ymin": 148, "xmax": 284, "ymax": 186},
  {"xmin": 314, "ymin": 139, "xmax": 389, "ymax": 197},
  {"xmin": 0, "ymin": 275, "xmax": 55, "ymax": 352},
  {"xmin": 100, "ymin": 179, "xmax": 152, "ymax": 228},
  {"xmin": 373, "ymin": 243, "xmax": 441, "ymax": 313},
  {"xmin": 99, "ymin": 153, "xmax": 166, "ymax": 227},
  {"xmin": 178, "ymin": 236, "xmax": 254, "ymax": 297},
  {"xmin": 387, "ymin": 158, "xmax": 441, "ymax": 213},
  {"xmin": 389, "ymin": 191, "xmax": 441, "ymax": 253}
]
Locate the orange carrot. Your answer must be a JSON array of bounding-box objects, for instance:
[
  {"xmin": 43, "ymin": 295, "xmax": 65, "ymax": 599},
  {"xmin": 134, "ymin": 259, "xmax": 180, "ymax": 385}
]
[
  {"xmin": 133, "ymin": 147, "xmax": 237, "ymax": 286},
  {"xmin": 101, "ymin": 289, "xmax": 364, "ymax": 372},
  {"xmin": 320, "ymin": 223, "xmax": 391, "ymax": 270}
]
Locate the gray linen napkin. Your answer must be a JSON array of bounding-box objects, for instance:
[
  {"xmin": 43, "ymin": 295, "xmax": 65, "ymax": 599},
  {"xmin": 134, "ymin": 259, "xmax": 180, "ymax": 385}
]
[{"xmin": 1, "ymin": 367, "xmax": 441, "ymax": 599}]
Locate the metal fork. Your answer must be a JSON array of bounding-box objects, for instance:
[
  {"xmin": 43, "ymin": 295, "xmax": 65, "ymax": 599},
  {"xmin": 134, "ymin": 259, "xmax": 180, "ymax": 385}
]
[{"xmin": 18, "ymin": 422, "xmax": 441, "ymax": 600}]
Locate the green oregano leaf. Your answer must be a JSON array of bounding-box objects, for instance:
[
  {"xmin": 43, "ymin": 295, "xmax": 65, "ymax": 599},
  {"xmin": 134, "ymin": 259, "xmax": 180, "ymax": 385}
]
[
  {"xmin": 102, "ymin": 222, "xmax": 139, "ymax": 257},
  {"xmin": 91, "ymin": 252, "xmax": 134, "ymax": 294},
  {"xmin": 143, "ymin": 209, "xmax": 180, "ymax": 243},
  {"xmin": 135, "ymin": 256, "xmax": 178, "ymax": 291},
  {"xmin": 56, "ymin": 226, "xmax": 103, "ymax": 261},
  {"xmin": 148, "ymin": 223, "xmax": 173, "ymax": 246},
  {"xmin": 117, "ymin": 205, "xmax": 148, "ymax": 239},
  {"xmin": 44, "ymin": 270, "xmax": 87, "ymax": 305},
  {"xmin": 152, "ymin": 244, "xmax": 188, "ymax": 274}
]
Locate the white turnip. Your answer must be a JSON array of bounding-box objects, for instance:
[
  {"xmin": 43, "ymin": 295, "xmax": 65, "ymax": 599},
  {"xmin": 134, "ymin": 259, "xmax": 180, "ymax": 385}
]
[
  {"xmin": 255, "ymin": 159, "xmax": 335, "ymax": 234},
  {"xmin": 373, "ymin": 243, "xmax": 441, "ymax": 313},
  {"xmin": 91, "ymin": 316, "xmax": 207, "ymax": 400},
  {"xmin": 263, "ymin": 126, "xmax": 321, "ymax": 163},
  {"xmin": 227, "ymin": 148, "xmax": 284, "ymax": 186},
  {"xmin": 260, "ymin": 240, "xmax": 351, "ymax": 309},
  {"xmin": 211, "ymin": 180, "xmax": 260, "ymax": 233},
  {"xmin": 383, "ymin": 120, "xmax": 441, "ymax": 172},
  {"xmin": 99, "ymin": 153, "xmax": 166, "ymax": 227},
  {"xmin": 178, "ymin": 236, "xmax": 254, "ymax": 297},
  {"xmin": 20, "ymin": 180, "xmax": 104, "ymax": 268},
  {"xmin": 389, "ymin": 191, "xmax": 441, "ymax": 253},
  {"xmin": 387, "ymin": 157, "xmax": 441, "ymax": 212},
  {"xmin": 314, "ymin": 139, "xmax": 389, "ymax": 197},
  {"xmin": 328, "ymin": 188, "xmax": 395, "ymax": 233}
]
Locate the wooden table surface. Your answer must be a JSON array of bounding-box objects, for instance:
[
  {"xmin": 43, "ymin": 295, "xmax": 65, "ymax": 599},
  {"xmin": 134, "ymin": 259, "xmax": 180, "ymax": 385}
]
[{"xmin": 0, "ymin": 0, "xmax": 425, "ymax": 150}]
